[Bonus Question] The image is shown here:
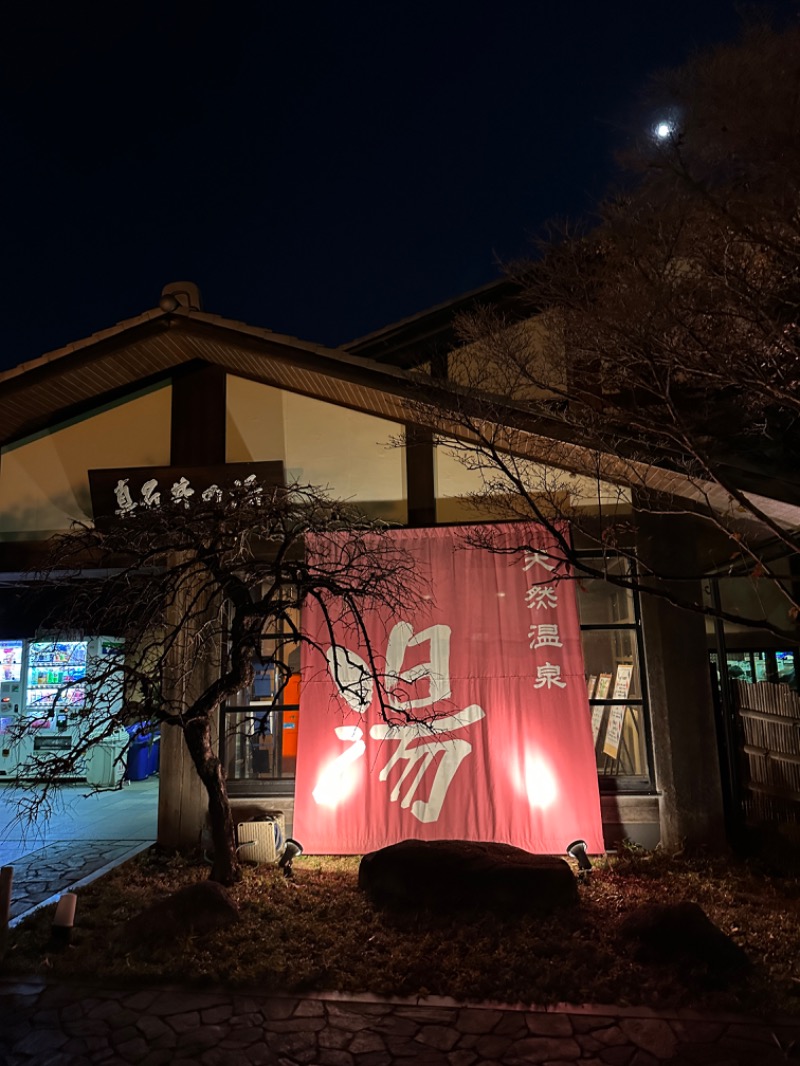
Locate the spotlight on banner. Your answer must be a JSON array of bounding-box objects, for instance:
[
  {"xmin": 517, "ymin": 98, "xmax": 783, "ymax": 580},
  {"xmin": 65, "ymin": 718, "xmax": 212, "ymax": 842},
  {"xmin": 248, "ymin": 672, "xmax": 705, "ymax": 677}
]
[
  {"xmin": 566, "ymin": 839, "xmax": 592, "ymax": 872},
  {"xmin": 278, "ymin": 838, "xmax": 303, "ymax": 878}
]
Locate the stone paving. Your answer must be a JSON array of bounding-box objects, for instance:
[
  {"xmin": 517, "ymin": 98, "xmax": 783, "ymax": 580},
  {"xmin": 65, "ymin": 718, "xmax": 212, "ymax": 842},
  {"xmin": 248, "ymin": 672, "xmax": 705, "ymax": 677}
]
[
  {"xmin": 4, "ymin": 840, "xmax": 152, "ymax": 921},
  {"xmin": 1, "ymin": 978, "xmax": 799, "ymax": 1065},
  {"xmin": 0, "ymin": 778, "xmax": 158, "ymax": 924}
]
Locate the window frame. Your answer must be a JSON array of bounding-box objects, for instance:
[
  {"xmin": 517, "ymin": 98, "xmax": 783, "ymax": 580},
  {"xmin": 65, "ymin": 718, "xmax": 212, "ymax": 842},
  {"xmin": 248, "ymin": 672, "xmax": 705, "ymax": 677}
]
[
  {"xmin": 220, "ymin": 583, "xmax": 301, "ymax": 797},
  {"xmin": 576, "ymin": 553, "xmax": 655, "ymax": 793}
]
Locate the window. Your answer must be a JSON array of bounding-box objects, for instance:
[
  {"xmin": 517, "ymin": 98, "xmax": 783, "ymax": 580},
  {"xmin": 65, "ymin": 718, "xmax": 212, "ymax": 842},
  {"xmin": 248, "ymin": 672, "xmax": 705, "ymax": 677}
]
[
  {"xmin": 576, "ymin": 556, "xmax": 652, "ymax": 789},
  {"xmin": 221, "ymin": 587, "xmax": 301, "ymax": 794}
]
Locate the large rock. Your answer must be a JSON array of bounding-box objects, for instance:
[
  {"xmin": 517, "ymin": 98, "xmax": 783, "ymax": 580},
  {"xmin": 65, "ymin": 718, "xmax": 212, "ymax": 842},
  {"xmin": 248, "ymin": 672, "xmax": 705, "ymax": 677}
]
[
  {"xmin": 120, "ymin": 880, "xmax": 240, "ymax": 946},
  {"xmin": 359, "ymin": 839, "xmax": 578, "ymax": 915},
  {"xmin": 619, "ymin": 901, "xmax": 749, "ymax": 971}
]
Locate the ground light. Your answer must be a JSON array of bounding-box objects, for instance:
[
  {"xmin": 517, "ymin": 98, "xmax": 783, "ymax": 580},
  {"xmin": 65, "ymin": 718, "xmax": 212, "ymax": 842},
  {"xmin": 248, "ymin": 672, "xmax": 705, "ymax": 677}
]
[
  {"xmin": 50, "ymin": 892, "xmax": 77, "ymax": 949},
  {"xmin": 566, "ymin": 839, "xmax": 592, "ymax": 871},
  {"xmin": 278, "ymin": 838, "xmax": 303, "ymax": 878}
]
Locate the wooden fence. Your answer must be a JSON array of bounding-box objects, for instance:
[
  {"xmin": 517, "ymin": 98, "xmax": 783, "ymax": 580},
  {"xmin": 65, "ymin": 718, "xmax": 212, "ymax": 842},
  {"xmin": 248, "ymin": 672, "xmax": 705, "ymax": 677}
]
[{"xmin": 732, "ymin": 680, "xmax": 800, "ymax": 826}]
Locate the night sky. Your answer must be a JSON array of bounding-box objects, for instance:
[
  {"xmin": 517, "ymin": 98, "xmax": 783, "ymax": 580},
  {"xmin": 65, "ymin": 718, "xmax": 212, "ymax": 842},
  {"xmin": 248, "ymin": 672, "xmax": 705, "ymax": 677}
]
[{"xmin": 1, "ymin": 1, "xmax": 796, "ymax": 372}]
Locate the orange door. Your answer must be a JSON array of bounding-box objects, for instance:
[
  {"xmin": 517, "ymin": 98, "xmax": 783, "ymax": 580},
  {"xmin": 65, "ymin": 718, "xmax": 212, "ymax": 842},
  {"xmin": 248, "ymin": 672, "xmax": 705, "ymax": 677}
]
[{"xmin": 282, "ymin": 674, "xmax": 300, "ymax": 758}]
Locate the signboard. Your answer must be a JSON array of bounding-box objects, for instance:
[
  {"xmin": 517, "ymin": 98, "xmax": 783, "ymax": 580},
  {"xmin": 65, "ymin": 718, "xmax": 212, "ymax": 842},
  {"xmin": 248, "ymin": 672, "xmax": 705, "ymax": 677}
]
[
  {"xmin": 34, "ymin": 735, "xmax": 72, "ymax": 751},
  {"xmin": 591, "ymin": 706, "xmax": 606, "ymax": 747},
  {"xmin": 88, "ymin": 462, "xmax": 284, "ymax": 523},
  {"xmin": 602, "ymin": 663, "xmax": 634, "ymax": 759},
  {"xmin": 294, "ymin": 523, "xmax": 604, "ymax": 855}
]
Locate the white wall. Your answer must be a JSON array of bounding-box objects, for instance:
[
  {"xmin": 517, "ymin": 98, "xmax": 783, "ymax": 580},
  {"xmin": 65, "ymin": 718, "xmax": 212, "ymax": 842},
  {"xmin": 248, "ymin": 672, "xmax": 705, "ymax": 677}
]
[
  {"xmin": 0, "ymin": 385, "xmax": 172, "ymax": 538},
  {"xmin": 435, "ymin": 442, "xmax": 631, "ymax": 523},
  {"xmin": 226, "ymin": 376, "xmax": 407, "ymax": 521}
]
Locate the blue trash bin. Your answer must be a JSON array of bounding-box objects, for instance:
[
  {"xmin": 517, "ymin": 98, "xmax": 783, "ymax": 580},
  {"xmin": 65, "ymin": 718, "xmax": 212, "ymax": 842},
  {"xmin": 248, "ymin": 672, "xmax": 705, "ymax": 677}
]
[
  {"xmin": 124, "ymin": 723, "xmax": 154, "ymax": 782},
  {"xmin": 125, "ymin": 735, "xmax": 151, "ymax": 781}
]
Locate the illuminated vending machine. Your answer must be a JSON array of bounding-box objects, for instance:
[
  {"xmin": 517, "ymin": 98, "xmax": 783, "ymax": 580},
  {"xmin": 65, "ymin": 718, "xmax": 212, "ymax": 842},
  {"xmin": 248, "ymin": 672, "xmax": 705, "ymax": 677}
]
[
  {"xmin": 0, "ymin": 640, "xmax": 25, "ymax": 778},
  {"xmin": 22, "ymin": 637, "xmax": 128, "ymax": 785}
]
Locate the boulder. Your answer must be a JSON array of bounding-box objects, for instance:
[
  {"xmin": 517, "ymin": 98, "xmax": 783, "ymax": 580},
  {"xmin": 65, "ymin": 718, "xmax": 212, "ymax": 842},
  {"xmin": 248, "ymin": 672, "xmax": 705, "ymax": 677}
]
[
  {"xmin": 359, "ymin": 839, "xmax": 578, "ymax": 915},
  {"xmin": 619, "ymin": 901, "xmax": 749, "ymax": 971},
  {"xmin": 120, "ymin": 880, "xmax": 240, "ymax": 947}
]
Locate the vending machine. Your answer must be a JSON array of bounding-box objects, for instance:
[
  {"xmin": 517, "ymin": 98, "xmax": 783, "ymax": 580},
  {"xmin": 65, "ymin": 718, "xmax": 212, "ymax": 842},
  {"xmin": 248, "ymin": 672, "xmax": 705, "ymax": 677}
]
[
  {"xmin": 0, "ymin": 640, "xmax": 24, "ymax": 719},
  {"xmin": 0, "ymin": 641, "xmax": 25, "ymax": 777},
  {"xmin": 25, "ymin": 639, "xmax": 88, "ymax": 721},
  {"xmin": 0, "ymin": 636, "xmax": 129, "ymax": 784}
]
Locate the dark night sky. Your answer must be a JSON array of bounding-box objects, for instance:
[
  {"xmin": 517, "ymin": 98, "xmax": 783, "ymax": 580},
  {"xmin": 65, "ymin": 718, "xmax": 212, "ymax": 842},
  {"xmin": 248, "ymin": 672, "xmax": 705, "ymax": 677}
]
[{"xmin": 1, "ymin": 1, "xmax": 797, "ymax": 372}]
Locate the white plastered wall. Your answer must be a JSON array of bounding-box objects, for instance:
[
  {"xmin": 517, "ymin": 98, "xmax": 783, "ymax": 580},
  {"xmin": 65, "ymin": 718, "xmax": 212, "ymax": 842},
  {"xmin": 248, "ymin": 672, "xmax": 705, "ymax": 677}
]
[
  {"xmin": 0, "ymin": 385, "xmax": 172, "ymax": 538},
  {"xmin": 226, "ymin": 376, "xmax": 407, "ymax": 522},
  {"xmin": 435, "ymin": 441, "xmax": 631, "ymax": 523}
]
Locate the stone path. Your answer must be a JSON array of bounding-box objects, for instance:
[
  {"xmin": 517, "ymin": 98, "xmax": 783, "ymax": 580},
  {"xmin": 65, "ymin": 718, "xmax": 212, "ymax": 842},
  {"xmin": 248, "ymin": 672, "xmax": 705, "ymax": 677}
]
[
  {"xmin": 1, "ymin": 978, "xmax": 798, "ymax": 1065},
  {"xmin": 4, "ymin": 840, "xmax": 151, "ymax": 921},
  {"xmin": 0, "ymin": 778, "xmax": 158, "ymax": 924}
]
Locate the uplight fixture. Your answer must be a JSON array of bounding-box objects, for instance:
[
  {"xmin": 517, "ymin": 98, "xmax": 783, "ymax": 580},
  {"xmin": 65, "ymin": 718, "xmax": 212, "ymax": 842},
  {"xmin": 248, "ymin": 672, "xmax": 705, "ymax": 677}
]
[
  {"xmin": 50, "ymin": 892, "xmax": 77, "ymax": 949},
  {"xmin": 566, "ymin": 839, "xmax": 592, "ymax": 872},
  {"xmin": 279, "ymin": 838, "xmax": 303, "ymax": 878}
]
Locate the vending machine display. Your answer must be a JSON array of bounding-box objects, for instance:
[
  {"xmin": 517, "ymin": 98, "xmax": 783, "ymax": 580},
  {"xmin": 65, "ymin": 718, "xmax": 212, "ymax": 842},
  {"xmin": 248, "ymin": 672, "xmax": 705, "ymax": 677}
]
[
  {"xmin": 0, "ymin": 641, "xmax": 23, "ymax": 683},
  {"xmin": 25, "ymin": 640, "xmax": 88, "ymax": 715},
  {"xmin": 0, "ymin": 641, "xmax": 25, "ymax": 728}
]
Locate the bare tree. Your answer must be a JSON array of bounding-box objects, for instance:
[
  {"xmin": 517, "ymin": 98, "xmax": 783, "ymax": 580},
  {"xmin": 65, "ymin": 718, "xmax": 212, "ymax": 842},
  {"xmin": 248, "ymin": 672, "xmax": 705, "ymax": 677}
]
[
  {"xmin": 10, "ymin": 481, "xmax": 417, "ymax": 885},
  {"xmin": 413, "ymin": 22, "xmax": 800, "ymax": 638}
]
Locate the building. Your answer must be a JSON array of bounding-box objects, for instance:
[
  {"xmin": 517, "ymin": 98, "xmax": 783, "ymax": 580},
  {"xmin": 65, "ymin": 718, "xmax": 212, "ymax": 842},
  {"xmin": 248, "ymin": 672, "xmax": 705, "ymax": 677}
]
[{"xmin": 1, "ymin": 282, "xmax": 797, "ymax": 855}]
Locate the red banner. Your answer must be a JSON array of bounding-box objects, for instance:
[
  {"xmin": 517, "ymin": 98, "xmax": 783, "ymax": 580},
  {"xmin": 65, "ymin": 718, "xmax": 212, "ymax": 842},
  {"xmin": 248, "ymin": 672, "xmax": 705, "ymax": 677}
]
[{"xmin": 294, "ymin": 524, "xmax": 604, "ymax": 855}]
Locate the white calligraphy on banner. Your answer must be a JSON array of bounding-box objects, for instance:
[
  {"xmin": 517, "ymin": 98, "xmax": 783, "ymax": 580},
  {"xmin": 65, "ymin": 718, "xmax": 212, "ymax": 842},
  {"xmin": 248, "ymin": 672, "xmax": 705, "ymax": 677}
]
[
  {"xmin": 295, "ymin": 523, "xmax": 606, "ymax": 857},
  {"xmin": 317, "ymin": 622, "xmax": 485, "ymax": 823},
  {"xmin": 523, "ymin": 552, "xmax": 569, "ymax": 694}
]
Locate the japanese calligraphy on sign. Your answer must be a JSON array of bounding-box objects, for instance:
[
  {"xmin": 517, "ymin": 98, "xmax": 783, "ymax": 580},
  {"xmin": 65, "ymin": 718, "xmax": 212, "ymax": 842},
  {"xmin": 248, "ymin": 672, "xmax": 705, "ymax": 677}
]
[
  {"xmin": 88, "ymin": 463, "xmax": 284, "ymax": 523},
  {"xmin": 602, "ymin": 663, "xmax": 634, "ymax": 759}
]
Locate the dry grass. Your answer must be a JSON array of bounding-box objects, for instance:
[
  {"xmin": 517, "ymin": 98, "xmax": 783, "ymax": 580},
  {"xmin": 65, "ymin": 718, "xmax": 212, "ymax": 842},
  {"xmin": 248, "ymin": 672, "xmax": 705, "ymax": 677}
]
[{"xmin": 2, "ymin": 845, "xmax": 800, "ymax": 1016}]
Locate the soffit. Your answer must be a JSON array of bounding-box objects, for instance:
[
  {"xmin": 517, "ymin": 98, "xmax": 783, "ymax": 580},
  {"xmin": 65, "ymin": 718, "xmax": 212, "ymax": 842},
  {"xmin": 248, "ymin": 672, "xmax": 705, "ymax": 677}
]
[{"xmin": 0, "ymin": 310, "xmax": 416, "ymax": 448}]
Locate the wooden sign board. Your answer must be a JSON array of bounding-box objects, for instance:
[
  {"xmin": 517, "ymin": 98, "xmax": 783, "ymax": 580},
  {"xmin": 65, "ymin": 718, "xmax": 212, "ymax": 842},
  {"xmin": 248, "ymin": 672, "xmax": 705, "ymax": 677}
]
[{"xmin": 89, "ymin": 462, "xmax": 284, "ymax": 523}]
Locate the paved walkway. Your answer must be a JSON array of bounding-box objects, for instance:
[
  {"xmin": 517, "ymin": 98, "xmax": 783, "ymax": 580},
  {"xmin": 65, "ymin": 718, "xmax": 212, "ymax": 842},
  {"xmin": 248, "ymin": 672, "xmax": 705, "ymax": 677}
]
[
  {"xmin": 0, "ymin": 779, "xmax": 159, "ymax": 923},
  {"xmin": 2, "ymin": 787, "xmax": 798, "ymax": 1063},
  {"xmin": 1, "ymin": 978, "xmax": 798, "ymax": 1065}
]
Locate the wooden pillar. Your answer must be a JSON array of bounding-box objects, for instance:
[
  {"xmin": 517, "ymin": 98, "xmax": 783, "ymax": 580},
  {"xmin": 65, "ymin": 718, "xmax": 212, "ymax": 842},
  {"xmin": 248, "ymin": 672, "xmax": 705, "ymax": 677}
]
[
  {"xmin": 157, "ymin": 363, "xmax": 227, "ymax": 851},
  {"xmin": 405, "ymin": 424, "xmax": 436, "ymax": 528},
  {"xmin": 157, "ymin": 614, "xmax": 220, "ymax": 851},
  {"xmin": 170, "ymin": 362, "xmax": 227, "ymax": 467},
  {"xmin": 636, "ymin": 510, "xmax": 727, "ymax": 851}
]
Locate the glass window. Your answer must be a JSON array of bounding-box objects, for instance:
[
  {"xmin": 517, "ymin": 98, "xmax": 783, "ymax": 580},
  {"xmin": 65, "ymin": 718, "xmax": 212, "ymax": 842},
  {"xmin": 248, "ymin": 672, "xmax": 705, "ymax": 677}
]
[
  {"xmin": 712, "ymin": 648, "xmax": 797, "ymax": 687},
  {"xmin": 581, "ymin": 630, "xmax": 641, "ymax": 699},
  {"xmin": 575, "ymin": 558, "xmax": 636, "ymax": 625},
  {"xmin": 222, "ymin": 585, "xmax": 301, "ymax": 790},
  {"xmin": 576, "ymin": 556, "xmax": 651, "ymax": 787},
  {"xmin": 223, "ymin": 707, "xmax": 299, "ymax": 783}
]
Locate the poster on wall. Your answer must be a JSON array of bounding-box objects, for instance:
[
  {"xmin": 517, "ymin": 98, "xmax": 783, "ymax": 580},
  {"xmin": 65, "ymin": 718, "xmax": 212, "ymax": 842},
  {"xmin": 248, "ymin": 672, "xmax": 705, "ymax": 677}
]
[
  {"xmin": 595, "ymin": 673, "xmax": 612, "ymax": 699},
  {"xmin": 602, "ymin": 663, "xmax": 634, "ymax": 759},
  {"xmin": 294, "ymin": 523, "xmax": 604, "ymax": 855},
  {"xmin": 590, "ymin": 706, "xmax": 606, "ymax": 747}
]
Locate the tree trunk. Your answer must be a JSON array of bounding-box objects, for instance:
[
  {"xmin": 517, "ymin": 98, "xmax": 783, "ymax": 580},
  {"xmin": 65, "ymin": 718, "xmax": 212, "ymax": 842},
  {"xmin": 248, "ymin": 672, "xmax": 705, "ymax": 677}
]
[{"xmin": 183, "ymin": 717, "xmax": 241, "ymax": 885}]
